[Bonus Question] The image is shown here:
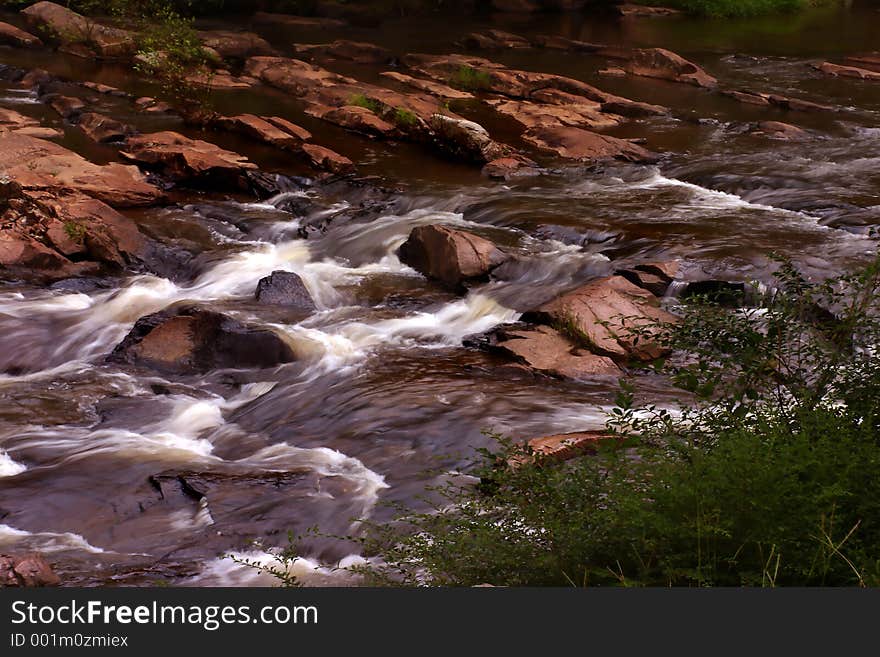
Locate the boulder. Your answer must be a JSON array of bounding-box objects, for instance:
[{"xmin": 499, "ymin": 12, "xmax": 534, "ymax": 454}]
[
  {"xmin": 521, "ymin": 125, "xmax": 658, "ymax": 163},
  {"xmin": 0, "ymin": 21, "xmax": 43, "ymax": 48},
  {"xmin": 294, "ymin": 40, "xmax": 393, "ymax": 65},
  {"xmin": 750, "ymin": 120, "xmax": 808, "ymax": 141},
  {"xmin": 398, "ymin": 224, "xmax": 507, "ymax": 289},
  {"xmin": 255, "ymin": 271, "xmax": 316, "ymax": 311},
  {"xmin": 47, "ymin": 94, "xmax": 86, "ymax": 119},
  {"xmin": 616, "ymin": 261, "xmax": 679, "ymax": 297},
  {"xmin": 522, "ymin": 275, "xmax": 677, "ymax": 361},
  {"xmin": 615, "ymin": 47, "xmax": 717, "ymax": 88},
  {"xmin": 306, "ymin": 104, "xmax": 397, "ymax": 138},
  {"xmin": 198, "ymin": 30, "xmax": 274, "ymax": 60},
  {"xmin": 813, "ymin": 61, "xmax": 880, "ymax": 81},
  {"xmin": 476, "ymin": 324, "xmax": 620, "ymax": 379},
  {"xmin": 76, "ymin": 112, "xmax": 134, "ymax": 143},
  {"xmin": 108, "ymin": 307, "xmax": 296, "ymax": 374},
  {"xmin": 0, "ymin": 132, "xmax": 161, "ymax": 207},
  {"xmin": 464, "ymin": 30, "xmax": 531, "ymax": 50},
  {"xmin": 21, "ymin": 1, "xmax": 135, "ymax": 58},
  {"xmin": 429, "ymin": 114, "xmax": 506, "ymax": 163},
  {"xmin": 121, "ymin": 131, "xmax": 257, "ymax": 187},
  {"xmin": 482, "ymin": 155, "xmax": 539, "ymax": 179},
  {"xmin": 301, "ymin": 143, "xmax": 355, "ymax": 175},
  {"xmin": 214, "ymin": 114, "xmax": 309, "ymax": 150},
  {"xmin": 0, "ymin": 554, "xmax": 60, "ymax": 587},
  {"xmin": 0, "ymin": 107, "xmax": 39, "ymax": 132}
]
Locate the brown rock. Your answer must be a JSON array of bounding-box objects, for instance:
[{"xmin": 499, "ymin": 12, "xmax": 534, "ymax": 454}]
[
  {"xmin": 751, "ymin": 120, "xmax": 808, "ymax": 141},
  {"xmin": 47, "ymin": 94, "xmax": 86, "ymax": 119},
  {"xmin": 77, "ymin": 112, "xmax": 134, "ymax": 143},
  {"xmin": 487, "ymin": 96, "xmax": 622, "ymax": 131},
  {"xmin": 301, "ymin": 143, "xmax": 355, "ymax": 175},
  {"xmin": 0, "ymin": 21, "xmax": 43, "ymax": 48},
  {"xmin": 0, "ymin": 132, "xmax": 161, "ymax": 207},
  {"xmin": 464, "ymin": 30, "xmax": 531, "ymax": 50},
  {"xmin": 380, "ymin": 71, "xmax": 474, "ymax": 100},
  {"xmin": 485, "ymin": 324, "xmax": 620, "ymax": 379},
  {"xmin": 185, "ymin": 70, "xmax": 260, "ymax": 90},
  {"xmin": 521, "ymin": 125, "xmax": 658, "ymax": 163},
  {"xmin": 843, "ymin": 53, "xmax": 880, "ymax": 73},
  {"xmin": 813, "ymin": 61, "xmax": 880, "ymax": 81},
  {"xmin": 617, "ymin": 4, "xmax": 682, "ymax": 17},
  {"xmin": 616, "ymin": 261, "xmax": 679, "ymax": 296},
  {"xmin": 720, "ymin": 89, "xmax": 771, "ymax": 106},
  {"xmin": 620, "ymin": 48, "xmax": 717, "ymax": 88},
  {"xmin": 252, "ymin": 12, "xmax": 347, "ymax": 29},
  {"xmin": 294, "ymin": 40, "xmax": 393, "ymax": 65},
  {"xmin": 482, "ymin": 155, "xmax": 539, "ymax": 179},
  {"xmin": 0, "ymin": 554, "xmax": 60, "ymax": 587},
  {"xmin": 81, "ymin": 81, "xmax": 124, "ymax": 95},
  {"xmin": 22, "ymin": 1, "xmax": 135, "ymax": 58},
  {"xmin": 523, "ymin": 275, "xmax": 677, "ymax": 361},
  {"xmin": 0, "ymin": 107, "xmax": 39, "ymax": 131},
  {"xmin": 108, "ymin": 307, "xmax": 296, "ymax": 374},
  {"xmin": 121, "ymin": 131, "xmax": 257, "ymax": 186},
  {"xmin": 214, "ymin": 113, "xmax": 308, "ymax": 149},
  {"xmin": 264, "ymin": 116, "xmax": 312, "ymax": 142},
  {"xmin": 398, "ymin": 224, "xmax": 507, "ymax": 289},
  {"xmin": 307, "ymin": 104, "xmax": 397, "ymax": 138},
  {"xmin": 768, "ymin": 94, "xmax": 835, "ymax": 112},
  {"xmin": 429, "ymin": 114, "xmax": 506, "ymax": 163},
  {"xmin": 532, "ymin": 35, "xmax": 604, "ymax": 51},
  {"xmin": 198, "ymin": 30, "xmax": 274, "ymax": 60},
  {"xmin": 527, "ymin": 431, "xmax": 609, "ymax": 461}
]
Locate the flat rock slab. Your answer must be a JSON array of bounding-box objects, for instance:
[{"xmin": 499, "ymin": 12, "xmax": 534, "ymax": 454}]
[{"xmin": 522, "ymin": 125, "xmax": 658, "ymax": 163}]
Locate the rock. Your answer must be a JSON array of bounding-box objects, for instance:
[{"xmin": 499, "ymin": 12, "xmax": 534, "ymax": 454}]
[
  {"xmin": 812, "ymin": 61, "xmax": 880, "ymax": 81},
  {"xmin": 429, "ymin": 114, "xmax": 506, "ymax": 163},
  {"xmin": 720, "ymin": 89, "xmax": 771, "ymax": 106},
  {"xmin": 252, "ymin": 12, "xmax": 347, "ymax": 29},
  {"xmin": 0, "ymin": 107, "xmax": 39, "ymax": 132},
  {"xmin": 492, "ymin": 0, "xmax": 541, "ymax": 11},
  {"xmin": 0, "ymin": 132, "xmax": 161, "ymax": 207},
  {"xmin": 532, "ymin": 35, "xmax": 604, "ymax": 51},
  {"xmin": 0, "ymin": 21, "xmax": 43, "ymax": 48},
  {"xmin": 47, "ymin": 94, "xmax": 86, "ymax": 119},
  {"xmin": 81, "ymin": 81, "xmax": 125, "ymax": 96},
  {"xmin": 108, "ymin": 307, "xmax": 296, "ymax": 374},
  {"xmin": 0, "ymin": 554, "xmax": 60, "ymax": 587},
  {"xmin": 398, "ymin": 224, "xmax": 507, "ymax": 289},
  {"xmin": 482, "ymin": 155, "xmax": 539, "ymax": 179},
  {"xmin": 306, "ymin": 104, "xmax": 397, "ymax": 138},
  {"xmin": 464, "ymin": 30, "xmax": 531, "ymax": 50},
  {"xmin": 76, "ymin": 112, "xmax": 134, "ymax": 143},
  {"xmin": 214, "ymin": 114, "xmax": 309, "ymax": 150},
  {"xmin": 21, "ymin": 1, "xmax": 135, "ymax": 58},
  {"xmin": 521, "ymin": 125, "xmax": 658, "ymax": 163},
  {"xmin": 301, "ymin": 143, "xmax": 355, "ymax": 175},
  {"xmin": 294, "ymin": 40, "xmax": 393, "ymax": 65},
  {"xmin": 599, "ymin": 67, "xmax": 627, "ymax": 77},
  {"xmin": 768, "ymin": 94, "xmax": 835, "ymax": 112},
  {"xmin": 476, "ymin": 324, "xmax": 620, "ymax": 379},
  {"xmin": 486, "ymin": 96, "xmax": 622, "ymax": 131},
  {"xmin": 843, "ymin": 53, "xmax": 880, "ymax": 73},
  {"xmin": 245, "ymin": 56, "xmax": 356, "ymax": 94},
  {"xmin": 265, "ymin": 116, "xmax": 312, "ymax": 142},
  {"xmin": 121, "ymin": 131, "xmax": 257, "ymax": 187},
  {"xmin": 679, "ymin": 280, "xmax": 746, "ymax": 306},
  {"xmin": 522, "ymin": 275, "xmax": 677, "ymax": 361},
  {"xmin": 198, "ymin": 30, "xmax": 274, "ymax": 60},
  {"xmin": 616, "ymin": 261, "xmax": 679, "ymax": 296},
  {"xmin": 380, "ymin": 71, "xmax": 474, "ymax": 100},
  {"xmin": 526, "ymin": 431, "xmax": 609, "ymax": 461},
  {"xmin": 617, "ymin": 47, "xmax": 717, "ymax": 88},
  {"xmin": 617, "ymin": 3, "xmax": 682, "ymax": 17},
  {"xmin": 185, "ymin": 70, "xmax": 260, "ymax": 90},
  {"xmin": 255, "ymin": 271, "xmax": 316, "ymax": 311},
  {"xmin": 751, "ymin": 120, "xmax": 808, "ymax": 141}
]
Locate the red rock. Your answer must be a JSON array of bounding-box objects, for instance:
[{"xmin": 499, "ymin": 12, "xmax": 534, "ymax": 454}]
[
  {"xmin": 306, "ymin": 104, "xmax": 397, "ymax": 138},
  {"xmin": 532, "ymin": 34, "xmax": 604, "ymax": 51},
  {"xmin": 487, "ymin": 97, "xmax": 622, "ymax": 131},
  {"xmin": 301, "ymin": 143, "xmax": 355, "ymax": 175},
  {"xmin": 77, "ymin": 112, "xmax": 134, "ymax": 143},
  {"xmin": 0, "ymin": 21, "xmax": 43, "ymax": 48},
  {"xmin": 482, "ymin": 155, "xmax": 539, "ymax": 179},
  {"xmin": 813, "ymin": 61, "xmax": 880, "ymax": 81},
  {"xmin": 47, "ymin": 94, "xmax": 86, "ymax": 118},
  {"xmin": 214, "ymin": 114, "xmax": 308, "ymax": 149},
  {"xmin": 380, "ymin": 71, "xmax": 474, "ymax": 100},
  {"xmin": 398, "ymin": 224, "xmax": 507, "ymax": 289},
  {"xmin": 617, "ymin": 4, "xmax": 682, "ymax": 17},
  {"xmin": 252, "ymin": 12, "xmax": 347, "ymax": 28},
  {"xmin": 752, "ymin": 120, "xmax": 808, "ymax": 141},
  {"xmin": 264, "ymin": 116, "xmax": 312, "ymax": 142},
  {"xmin": 294, "ymin": 40, "xmax": 393, "ymax": 65},
  {"xmin": 720, "ymin": 89, "xmax": 771, "ymax": 106},
  {"xmin": 198, "ymin": 30, "xmax": 274, "ymax": 60},
  {"xmin": 843, "ymin": 53, "xmax": 880, "ymax": 73},
  {"xmin": 429, "ymin": 114, "xmax": 506, "ymax": 163},
  {"xmin": 464, "ymin": 30, "xmax": 531, "ymax": 50},
  {"xmin": 22, "ymin": 1, "xmax": 135, "ymax": 58},
  {"xmin": 527, "ymin": 431, "xmax": 609, "ymax": 461},
  {"xmin": 521, "ymin": 125, "xmax": 658, "ymax": 163},
  {"xmin": 0, "ymin": 554, "xmax": 60, "ymax": 587},
  {"xmin": 620, "ymin": 47, "xmax": 717, "ymax": 88},
  {"xmin": 523, "ymin": 275, "xmax": 677, "ymax": 361},
  {"xmin": 768, "ymin": 94, "xmax": 835, "ymax": 112}
]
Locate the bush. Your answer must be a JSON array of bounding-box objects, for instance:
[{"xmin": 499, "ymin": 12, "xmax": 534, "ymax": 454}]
[
  {"xmin": 654, "ymin": 0, "xmax": 837, "ymax": 18},
  {"xmin": 342, "ymin": 254, "xmax": 880, "ymax": 587}
]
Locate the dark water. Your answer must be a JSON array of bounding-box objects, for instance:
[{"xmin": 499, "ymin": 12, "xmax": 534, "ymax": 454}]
[{"xmin": 0, "ymin": 3, "xmax": 878, "ymax": 585}]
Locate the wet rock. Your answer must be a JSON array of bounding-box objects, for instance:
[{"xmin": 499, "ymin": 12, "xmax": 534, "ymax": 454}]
[
  {"xmin": 380, "ymin": 71, "xmax": 474, "ymax": 100},
  {"xmin": 253, "ymin": 12, "xmax": 347, "ymax": 29},
  {"xmin": 185, "ymin": 70, "xmax": 260, "ymax": 90},
  {"xmin": 617, "ymin": 4, "xmax": 682, "ymax": 17},
  {"xmin": 526, "ymin": 430, "xmax": 609, "ymax": 462},
  {"xmin": 474, "ymin": 323, "xmax": 620, "ymax": 379},
  {"xmin": 81, "ymin": 81, "xmax": 126, "ymax": 96},
  {"xmin": 214, "ymin": 114, "xmax": 309, "ymax": 150},
  {"xmin": 255, "ymin": 270, "xmax": 316, "ymax": 311},
  {"xmin": 464, "ymin": 30, "xmax": 531, "ymax": 50},
  {"xmin": 679, "ymin": 280, "xmax": 746, "ymax": 306},
  {"xmin": 121, "ymin": 131, "xmax": 257, "ymax": 188},
  {"xmin": 295, "ymin": 40, "xmax": 393, "ymax": 65},
  {"xmin": 265, "ymin": 116, "xmax": 313, "ymax": 142},
  {"xmin": 0, "ymin": 132, "xmax": 161, "ymax": 207},
  {"xmin": 750, "ymin": 120, "xmax": 809, "ymax": 141},
  {"xmin": 487, "ymin": 96, "xmax": 622, "ymax": 131},
  {"xmin": 301, "ymin": 143, "xmax": 355, "ymax": 175},
  {"xmin": 76, "ymin": 112, "xmax": 135, "ymax": 144},
  {"xmin": 532, "ymin": 35, "xmax": 604, "ymax": 51},
  {"xmin": 522, "ymin": 274, "xmax": 677, "ymax": 361},
  {"xmin": 522, "ymin": 125, "xmax": 658, "ymax": 163},
  {"xmin": 492, "ymin": 0, "xmax": 541, "ymax": 11},
  {"xmin": 720, "ymin": 88, "xmax": 771, "ymax": 106},
  {"xmin": 429, "ymin": 114, "xmax": 507, "ymax": 163},
  {"xmin": 616, "ymin": 261, "xmax": 679, "ymax": 297},
  {"xmin": 768, "ymin": 94, "xmax": 835, "ymax": 113},
  {"xmin": 398, "ymin": 224, "xmax": 507, "ymax": 289},
  {"xmin": 47, "ymin": 94, "xmax": 86, "ymax": 119},
  {"xmin": 812, "ymin": 61, "xmax": 880, "ymax": 81},
  {"xmin": 198, "ymin": 30, "xmax": 274, "ymax": 60},
  {"xmin": 22, "ymin": 1, "xmax": 135, "ymax": 59},
  {"xmin": 108, "ymin": 307, "xmax": 296, "ymax": 374},
  {"xmin": 0, "ymin": 107, "xmax": 44, "ymax": 135},
  {"xmin": 482, "ymin": 154, "xmax": 539, "ymax": 179},
  {"xmin": 599, "ymin": 67, "xmax": 627, "ymax": 78},
  {"xmin": 0, "ymin": 554, "xmax": 60, "ymax": 587},
  {"xmin": 843, "ymin": 53, "xmax": 880, "ymax": 73},
  {"xmin": 306, "ymin": 104, "xmax": 397, "ymax": 138},
  {"xmin": 0, "ymin": 21, "xmax": 43, "ymax": 48},
  {"xmin": 612, "ymin": 47, "xmax": 717, "ymax": 88},
  {"xmin": 245, "ymin": 56, "xmax": 356, "ymax": 94}
]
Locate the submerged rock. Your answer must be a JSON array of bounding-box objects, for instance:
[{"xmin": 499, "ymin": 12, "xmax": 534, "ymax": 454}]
[
  {"xmin": 108, "ymin": 307, "xmax": 296, "ymax": 374},
  {"xmin": 0, "ymin": 554, "xmax": 60, "ymax": 587},
  {"xmin": 398, "ymin": 224, "xmax": 507, "ymax": 290},
  {"xmin": 255, "ymin": 271, "xmax": 316, "ymax": 311}
]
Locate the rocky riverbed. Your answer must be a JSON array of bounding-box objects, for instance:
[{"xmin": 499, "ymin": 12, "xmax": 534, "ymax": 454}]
[{"xmin": 0, "ymin": 1, "xmax": 878, "ymax": 586}]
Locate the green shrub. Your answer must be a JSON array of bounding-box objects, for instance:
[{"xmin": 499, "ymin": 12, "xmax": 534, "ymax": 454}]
[
  {"xmin": 447, "ymin": 66, "xmax": 492, "ymax": 92},
  {"xmin": 349, "ymin": 93, "xmax": 384, "ymax": 114},
  {"xmin": 653, "ymin": 0, "xmax": 836, "ymax": 18}
]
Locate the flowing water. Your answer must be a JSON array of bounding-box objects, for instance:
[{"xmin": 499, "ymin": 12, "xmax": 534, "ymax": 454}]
[{"xmin": 0, "ymin": 2, "xmax": 879, "ymax": 585}]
